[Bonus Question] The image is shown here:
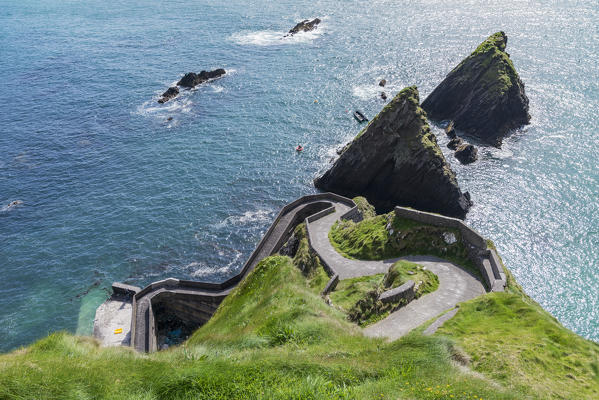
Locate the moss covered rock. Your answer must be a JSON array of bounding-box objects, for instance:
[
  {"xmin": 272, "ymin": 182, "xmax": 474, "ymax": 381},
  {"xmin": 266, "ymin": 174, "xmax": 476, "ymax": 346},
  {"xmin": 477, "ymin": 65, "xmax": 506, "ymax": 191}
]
[
  {"xmin": 315, "ymin": 86, "xmax": 471, "ymax": 218},
  {"xmin": 422, "ymin": 32, "xmax": 530, "ymax": 146}
]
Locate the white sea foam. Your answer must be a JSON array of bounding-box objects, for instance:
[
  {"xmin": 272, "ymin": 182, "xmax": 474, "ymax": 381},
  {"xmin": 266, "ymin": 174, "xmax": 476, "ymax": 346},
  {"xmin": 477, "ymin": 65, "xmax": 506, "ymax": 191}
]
[
  {"xmin": 1, "ymin": 200, "xmax": 23, "ymax": 212},
  {"xmin": 135, "ymin": 96, "xmax": 193, "ymax": 118},
  {"xmin": 484, "ymin": 145, "xmax": 513, "ymax": 159},
  {"xmin": 213, "ymin": 209, "xmax": 273, "ymax": 229},
  {"xmin": 188, "ymin": 249, "xmax": 242, "ymax": 278},
  {"xmin": 352, "ymin": 81, "xmax": 402, "ymax": 100},
  {"xmin": 231, "ymin": 19, "xmax": 325, "ymax": 46},
  {"xmin": 352, "ymin": 84, "xmax": 380, "ymax": 100}
]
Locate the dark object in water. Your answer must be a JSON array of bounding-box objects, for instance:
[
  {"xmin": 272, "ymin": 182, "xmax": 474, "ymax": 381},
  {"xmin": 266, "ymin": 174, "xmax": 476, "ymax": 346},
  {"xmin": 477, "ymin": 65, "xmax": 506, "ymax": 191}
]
[
  {"xmin": 158, "ymin": 86, "xmax": 179, "ymax": 104},
  {"xmin": 177, "ymin": 69, "xmax": 226, "ymax": 88},
  {"xmin": 381, "ymin": 92, "xmax": 387, "ymax": 101},
  {"xmin": 353, "ymin": 110, "xmax": 368, "ymax": 123},
  {"xmin": 286, "ymin": 18, "xmax": 321, "ymax": 36},
  {"xmin": 296, "ymin": 145, "xmax": 304, "ymax": 152},
  {"xmin": 157, "ymin": 69, "xmax": 226, "ymax": 104},
  {"xmin": 454, "ymin": 143, "xmax": 478, "ymax": 164},
  {"xmin": 379, "ymin": 79, "xmax": 386, "ymax": 87},
  {"xmin": 447, "ymin": 137, "xmax": 464, "ymax": 150}
]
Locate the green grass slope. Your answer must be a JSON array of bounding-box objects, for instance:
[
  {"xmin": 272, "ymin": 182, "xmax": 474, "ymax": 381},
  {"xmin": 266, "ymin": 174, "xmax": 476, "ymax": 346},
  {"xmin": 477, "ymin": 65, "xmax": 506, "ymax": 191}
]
[
  {"xmin": 2, "ymin": 255, "xmax": 523, "ymax": 400},
  {"xmin": 435, "ymin": 249, "xmax": 599, "ymax": 399}
]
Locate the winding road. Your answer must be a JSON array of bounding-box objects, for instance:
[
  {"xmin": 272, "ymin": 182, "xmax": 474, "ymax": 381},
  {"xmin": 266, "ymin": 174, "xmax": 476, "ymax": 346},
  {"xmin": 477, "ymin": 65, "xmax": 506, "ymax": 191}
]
[{"xmin": 306, "ymin": 201, "xmax": 486, "ymax": 340}]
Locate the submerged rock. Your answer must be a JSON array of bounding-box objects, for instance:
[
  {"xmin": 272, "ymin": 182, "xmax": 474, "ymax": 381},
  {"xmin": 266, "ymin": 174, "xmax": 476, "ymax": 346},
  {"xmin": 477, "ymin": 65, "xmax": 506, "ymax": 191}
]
[
  {"xmin": 454, "ymin": 143, "xmax": 478, "ymax": 164},
  {"xmin": 286, "ymin": 18, "xmax": 321, "ymax": 36},
  {"xmin": 381, "ymin": 92, "xmax": 388, "ymax": 100},
  {"xmin": 422, "ymin": 32, "xmax": 530, "ymax": 146},
  {"xmin": 314, "ymin": 86, "xmax": 472, "ymax": 219},
  {"xmin": 158, "ymin": 87, "xmax": 179, "ymax": 104},
  {"xmin": 177, "ymin": 69, "xmax": 226, "ymax": 88}
]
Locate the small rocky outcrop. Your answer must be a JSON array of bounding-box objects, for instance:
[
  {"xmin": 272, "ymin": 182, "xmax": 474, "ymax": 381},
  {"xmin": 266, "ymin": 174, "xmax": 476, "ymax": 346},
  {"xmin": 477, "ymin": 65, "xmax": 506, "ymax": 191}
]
[
  {"xmin": 314, "ymin": 86, "xmax": 472, "ymax": 219},
  {"xmin": 177, "ymin": 69, "xmax": 226, "ymax": 88},
  {"xmin": 158, "ymin": 87, "xmax": 179, "ymax": 104},
  {"xmin": 381, "ymin": 92, "xmax": 387, "ymax": 100},
  {"xmin": 157, "ymin": 69, "xmax": 226, "ymax": 103},
  {"xmin": 422, "ymin": 32, "xmax": 530, "ymax": 146},
  {"xmin": 286, "ymin": 18, "xmax": 321, "ymax": 36},
  {"xmin": 445, "ymin": 121, "xmax": 457, "ymax": 139},
  {"xmin": 379, "ymin": 79, "xmax": 387, "ymax": 87},
  {"xmin": 454, "ymin": 144, "xmax": 478, "ymax": 164},
  {"xmin": 447, "ymin": 137, "xmax": 464, "ymax": 150}
]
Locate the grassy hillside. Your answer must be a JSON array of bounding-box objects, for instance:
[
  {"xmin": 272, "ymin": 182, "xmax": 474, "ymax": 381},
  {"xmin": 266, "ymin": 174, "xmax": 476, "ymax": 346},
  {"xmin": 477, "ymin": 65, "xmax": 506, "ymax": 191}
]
[
  {"xmin": 437, "ymin": 250, "xmax": 599, "ymax": 399},
  {"xmin": 0, "ymin": 256, "xmax": 518, "ymax": 400},
  {"xmin": 1, "ymin": 245, "xmax": 598, "ymax": 398}
]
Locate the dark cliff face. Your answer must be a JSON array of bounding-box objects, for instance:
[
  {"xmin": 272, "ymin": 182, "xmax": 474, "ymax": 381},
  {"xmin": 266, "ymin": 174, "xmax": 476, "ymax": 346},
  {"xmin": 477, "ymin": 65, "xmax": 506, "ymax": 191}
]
[
  {"xmin": 421, "ymin": 32, "xmax": 530, "ymax": 146},
  {"xmin": 314, "ymin": 86, "xmax": 472, "ymax": 219}
]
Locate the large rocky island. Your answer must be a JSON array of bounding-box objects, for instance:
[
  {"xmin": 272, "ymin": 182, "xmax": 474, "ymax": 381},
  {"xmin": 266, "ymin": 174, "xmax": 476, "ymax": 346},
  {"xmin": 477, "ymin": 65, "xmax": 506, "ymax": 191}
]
[
  {"xmin": 315, "ymin": 86, "xmax": 472, "ymax": 219},
  {"xmin": 422, "ymin": 32, "xmax": 530, "ymax": 145}
]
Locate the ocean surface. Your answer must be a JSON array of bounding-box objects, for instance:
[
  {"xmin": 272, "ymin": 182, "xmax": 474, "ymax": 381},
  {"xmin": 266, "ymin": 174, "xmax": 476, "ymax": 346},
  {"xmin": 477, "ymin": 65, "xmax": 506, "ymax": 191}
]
[{"xmin": 1, "ymin": 0, "xmax": 597, "ymax": 352}]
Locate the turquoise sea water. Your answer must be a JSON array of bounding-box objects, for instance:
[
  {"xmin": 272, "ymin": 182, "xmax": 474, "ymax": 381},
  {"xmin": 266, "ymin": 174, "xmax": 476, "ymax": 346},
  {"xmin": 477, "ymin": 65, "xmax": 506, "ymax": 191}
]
[{"xmin": 1, "ymin": 0, "xmax": 597, "ymax": 352}]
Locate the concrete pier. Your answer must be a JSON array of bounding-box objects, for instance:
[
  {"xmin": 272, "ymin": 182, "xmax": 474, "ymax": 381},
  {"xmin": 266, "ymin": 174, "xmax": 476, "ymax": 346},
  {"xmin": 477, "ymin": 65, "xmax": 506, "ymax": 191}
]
[{"xmin": 93, "ymin": 283, "xmax": 139, "ymax": 347}]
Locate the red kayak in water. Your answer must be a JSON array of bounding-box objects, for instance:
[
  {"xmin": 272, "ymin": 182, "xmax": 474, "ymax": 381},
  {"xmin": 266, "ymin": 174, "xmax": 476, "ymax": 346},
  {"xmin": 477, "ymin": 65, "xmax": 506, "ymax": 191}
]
[{"xmin": 296, "ymin": 145, "xmax": 303, "ymax": 152}]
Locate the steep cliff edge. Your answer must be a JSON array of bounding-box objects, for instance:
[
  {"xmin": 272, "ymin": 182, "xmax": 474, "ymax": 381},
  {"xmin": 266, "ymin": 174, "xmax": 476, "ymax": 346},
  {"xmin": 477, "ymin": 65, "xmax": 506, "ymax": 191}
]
[
  {"xmin": 314, "ymin": 86, "xmax": 471, "ymax": 219},
  {"xmin": 422, "ymin": 32, "xmax": 530, "ymax": 145}
]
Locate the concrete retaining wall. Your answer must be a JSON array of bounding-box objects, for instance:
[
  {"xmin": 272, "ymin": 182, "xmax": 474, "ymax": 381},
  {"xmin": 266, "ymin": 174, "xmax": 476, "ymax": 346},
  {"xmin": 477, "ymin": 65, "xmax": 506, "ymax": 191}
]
[
  {"xmin": 321, "ymin": 274, "xmax": 339, "ymax": 296},
  {"xmin": 379, "ymin": 280, "xmax": 415, "ymax": 304},
  {"xmin": 393, "ymin": 206, "xmax": 506, "ymax": 292},
  {"xmin": 393, "ymin": 207, "xmax": 486, "ymax": 249},
  {"xmin": 124, "ymin": 193, "xmax": 357, "ymax": 352},
  {"xmin": 101, "ymin": 194, "xmax": 506, "ymax": 352}
]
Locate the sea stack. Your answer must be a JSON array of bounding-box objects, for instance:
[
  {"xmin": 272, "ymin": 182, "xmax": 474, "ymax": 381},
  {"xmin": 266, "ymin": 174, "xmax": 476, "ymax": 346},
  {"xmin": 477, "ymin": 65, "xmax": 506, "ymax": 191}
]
[
  {"xmin": 314, "ymin": 86, "xmax": 472, "ymax": 219},
  {"xmin": 422, "ymin": 32, "xmax": 530, "ymax": 146}
]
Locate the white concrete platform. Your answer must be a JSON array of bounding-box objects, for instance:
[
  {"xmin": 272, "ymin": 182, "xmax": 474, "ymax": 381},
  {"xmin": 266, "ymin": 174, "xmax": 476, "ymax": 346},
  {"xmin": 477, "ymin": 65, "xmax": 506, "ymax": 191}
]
[{"xmin": 93, "ymin": 297, "xmax": 132, "ymax": 347}]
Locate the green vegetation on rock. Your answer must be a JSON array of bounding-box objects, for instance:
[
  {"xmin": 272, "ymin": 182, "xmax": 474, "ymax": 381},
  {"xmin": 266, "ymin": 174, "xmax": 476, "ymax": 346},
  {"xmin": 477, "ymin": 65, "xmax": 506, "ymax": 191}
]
[
  {"xmin": 385, "ymin": 260, "xmax": 439, "ymax": 298},
  {"xmin": 329, "ymin": 212, "xmax": 478, "ymax": 277},
  {"xmin": 457, "ymin": 32, "xmax": 517, "ymax": 97},
  {"xmin": 352, "ymin": 196, "xmax": 376, "ymax": 219},
  {"xmin": 315, "ymin": 86, "xmax": 471, "ymax": 218},
  {"xmin": 289, "ymin": 223, "xmax": 329, "ymax": 292},
  {"xmin": 422, "ymin": 31, "xmax": 530, "ymax": 144}
]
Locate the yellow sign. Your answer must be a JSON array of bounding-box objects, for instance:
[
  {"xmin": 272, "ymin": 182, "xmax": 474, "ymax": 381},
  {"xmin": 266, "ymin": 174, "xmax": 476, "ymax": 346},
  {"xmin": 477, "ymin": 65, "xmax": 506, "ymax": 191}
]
[{"xmin": 114, "ymin": 328, "xmax": 123, "ymax": 334}]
